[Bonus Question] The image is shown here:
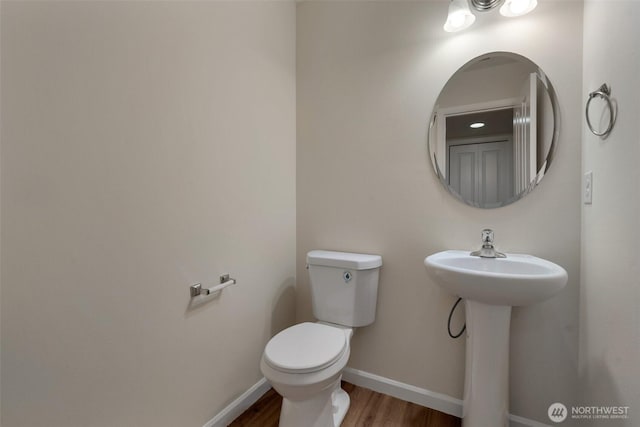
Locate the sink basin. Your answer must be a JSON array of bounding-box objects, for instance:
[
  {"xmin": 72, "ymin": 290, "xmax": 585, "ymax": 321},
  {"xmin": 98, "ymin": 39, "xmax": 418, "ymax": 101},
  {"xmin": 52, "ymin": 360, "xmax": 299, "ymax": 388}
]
[
  {"xmin": 424, "ymin": 249, "xmax": 568, "ymax": 427},
  {"xmin": 424, "ymin": 250, "xmax": 568, "ymax": 306}
]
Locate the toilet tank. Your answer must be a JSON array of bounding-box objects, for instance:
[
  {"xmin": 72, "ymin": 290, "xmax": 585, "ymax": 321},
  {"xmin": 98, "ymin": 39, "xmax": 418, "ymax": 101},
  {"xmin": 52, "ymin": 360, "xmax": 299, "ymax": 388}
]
[{"xmin": 307, "ymin": 250, "xmax": 382, "ymax": 327}]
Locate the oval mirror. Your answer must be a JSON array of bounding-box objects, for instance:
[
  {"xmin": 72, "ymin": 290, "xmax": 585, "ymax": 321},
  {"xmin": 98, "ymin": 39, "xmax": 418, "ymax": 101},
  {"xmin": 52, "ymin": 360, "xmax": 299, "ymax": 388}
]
[{"xmin": 427, "ymin": 52, "xmax": 559, "ymax": 208}]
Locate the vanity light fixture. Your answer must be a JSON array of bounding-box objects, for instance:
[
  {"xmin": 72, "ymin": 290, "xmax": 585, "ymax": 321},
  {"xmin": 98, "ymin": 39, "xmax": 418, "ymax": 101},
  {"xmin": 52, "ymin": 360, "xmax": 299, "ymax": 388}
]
[
  {"xmin": 470, "ymin": 122, "xmax": 486, "ymax": 128},
  {"xmin": 445, "ymin": 0, "xmax": 537, "ymax": 33},
  {"xmin": 444, "ymin": 0, "xmax": 476, "ymax": 33},
  {"xmin": 500, "ymin": 0, "xmax": 538, "ymax": 17}
]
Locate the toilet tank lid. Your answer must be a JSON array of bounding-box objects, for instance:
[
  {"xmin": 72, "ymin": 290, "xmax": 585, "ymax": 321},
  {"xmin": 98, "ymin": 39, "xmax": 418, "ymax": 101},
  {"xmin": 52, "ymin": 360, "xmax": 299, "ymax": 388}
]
[{"xmin": 307, "ymin": 250, "xmax": 382, "ymax": 270}]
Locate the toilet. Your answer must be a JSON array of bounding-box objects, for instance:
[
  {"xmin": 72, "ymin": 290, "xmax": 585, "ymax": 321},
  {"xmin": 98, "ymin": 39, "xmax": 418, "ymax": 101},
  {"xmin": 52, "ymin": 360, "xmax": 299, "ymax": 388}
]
[{"xmin": 260, "ymin": 250, "xmax": 382, "ymax": 427}]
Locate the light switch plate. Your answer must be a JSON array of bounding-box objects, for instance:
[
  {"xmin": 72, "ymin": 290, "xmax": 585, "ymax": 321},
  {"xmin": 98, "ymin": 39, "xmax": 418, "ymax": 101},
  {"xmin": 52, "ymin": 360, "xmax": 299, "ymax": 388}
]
[{"xmin": 584, "ymin": 171, "xmax": 593, "ymax": 205}]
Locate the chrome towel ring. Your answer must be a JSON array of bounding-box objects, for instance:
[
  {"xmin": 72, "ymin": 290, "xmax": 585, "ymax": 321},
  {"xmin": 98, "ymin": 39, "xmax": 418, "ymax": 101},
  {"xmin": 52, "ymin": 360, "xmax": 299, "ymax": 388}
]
[{"xmin": 586, "ymin": 83, "xmax": 615, "ymax": 137}]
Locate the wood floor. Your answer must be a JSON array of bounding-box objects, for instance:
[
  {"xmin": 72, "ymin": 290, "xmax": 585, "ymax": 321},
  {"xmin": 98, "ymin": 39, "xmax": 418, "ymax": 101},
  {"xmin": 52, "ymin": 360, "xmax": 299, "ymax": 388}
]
[{"xmin": 230, "ymin": 382, "xmax": 461, "ymax": 427}]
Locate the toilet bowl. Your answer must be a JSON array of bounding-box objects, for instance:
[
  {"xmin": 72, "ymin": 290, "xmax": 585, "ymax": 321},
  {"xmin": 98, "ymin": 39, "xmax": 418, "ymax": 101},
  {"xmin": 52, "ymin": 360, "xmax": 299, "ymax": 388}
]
[
  {"xmin": 260, "ymin": 250, "xmax": 382, "ymax": 427},
  {"xmin": 260, "ymin": 322, "xmax": 353, "ymax": 427}
]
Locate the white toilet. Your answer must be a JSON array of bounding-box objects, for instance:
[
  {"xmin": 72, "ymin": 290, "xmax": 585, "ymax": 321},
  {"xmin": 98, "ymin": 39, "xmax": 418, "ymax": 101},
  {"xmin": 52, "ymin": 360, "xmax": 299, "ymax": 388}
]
[{"xmin": 260, "ymin": 250, "xmax": 382, "ymax": 427}]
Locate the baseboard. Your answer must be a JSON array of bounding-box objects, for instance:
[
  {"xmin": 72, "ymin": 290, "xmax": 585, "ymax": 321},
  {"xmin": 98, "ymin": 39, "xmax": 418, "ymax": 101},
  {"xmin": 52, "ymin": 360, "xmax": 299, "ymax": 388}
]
[
  {"xmin": 203, "ymin": 377, "xmax": 271, "ymax": 427},
  {"xmin": 204, "ymin": 368, "xmax": 551, "ymax": 427},
  {"xmin": 342, "ymin": 367, "xmax": 463, "ymax": 418},
  {"xmin": 342, "ymin": 367, "xmax": 550, "ymax": 427}
]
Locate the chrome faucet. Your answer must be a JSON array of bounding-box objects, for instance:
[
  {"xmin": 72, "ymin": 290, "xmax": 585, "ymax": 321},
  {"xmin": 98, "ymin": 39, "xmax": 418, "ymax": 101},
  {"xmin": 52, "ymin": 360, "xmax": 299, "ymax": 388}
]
[{"xmin": 470, "ymin": 229, "xmax": 506, "ymax": 258}]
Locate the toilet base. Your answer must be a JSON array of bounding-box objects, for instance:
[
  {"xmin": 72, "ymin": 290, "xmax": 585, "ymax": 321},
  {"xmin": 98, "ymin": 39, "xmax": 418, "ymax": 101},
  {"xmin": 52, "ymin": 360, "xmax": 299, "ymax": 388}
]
[
  {"xmin": 278, "ymin": 379, "xmax": 350, "ymax": 427},
  {"xmin": 332, "ymin": 387, "xmax": 350, "ymax": 426}
]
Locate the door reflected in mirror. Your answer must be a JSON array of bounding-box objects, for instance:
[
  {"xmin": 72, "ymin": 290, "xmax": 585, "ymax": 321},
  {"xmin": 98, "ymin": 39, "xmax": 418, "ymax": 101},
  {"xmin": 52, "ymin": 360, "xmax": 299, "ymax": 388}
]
[{"xmin": 428, "ymin": 52, "xmax": 559, "ymax": 208}]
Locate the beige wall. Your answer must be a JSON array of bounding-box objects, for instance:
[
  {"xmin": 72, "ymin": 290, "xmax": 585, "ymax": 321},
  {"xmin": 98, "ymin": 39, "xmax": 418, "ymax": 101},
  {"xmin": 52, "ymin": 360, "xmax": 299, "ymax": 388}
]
[
  {"xmin": 0, "ymin": 2, "xmax": 296, "ymax": 426},
  {"xmin": 297, "ymin": 0, "xmax": 582, "ymax": 422},
  {"xmin": 438, "ymin": 60, "xmax": 533, "ymax": 109},
  {"xmin": 580, "ymin": 1, "xmax": 640, "ymax": 425}
]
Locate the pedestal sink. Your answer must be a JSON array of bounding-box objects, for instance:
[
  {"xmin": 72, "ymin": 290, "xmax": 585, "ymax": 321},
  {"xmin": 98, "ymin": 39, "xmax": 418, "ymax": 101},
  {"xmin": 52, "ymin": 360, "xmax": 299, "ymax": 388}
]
[{"xmin": 424, "ymin": 250, "xmax": 568, "ymax": 427}]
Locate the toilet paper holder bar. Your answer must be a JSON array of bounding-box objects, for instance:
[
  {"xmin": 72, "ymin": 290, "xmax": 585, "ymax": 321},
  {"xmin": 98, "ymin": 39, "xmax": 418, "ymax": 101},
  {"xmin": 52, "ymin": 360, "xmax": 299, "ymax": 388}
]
[{"xmin": 190, "ymin": 274, "xmax": 236, "ymax": 298}]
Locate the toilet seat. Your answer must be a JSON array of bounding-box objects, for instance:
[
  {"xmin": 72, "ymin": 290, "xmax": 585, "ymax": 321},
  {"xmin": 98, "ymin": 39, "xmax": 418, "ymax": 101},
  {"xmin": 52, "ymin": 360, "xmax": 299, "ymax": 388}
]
[{"xmin": 264, "ymin": 322, "xmax": 347, "ymax": 374}]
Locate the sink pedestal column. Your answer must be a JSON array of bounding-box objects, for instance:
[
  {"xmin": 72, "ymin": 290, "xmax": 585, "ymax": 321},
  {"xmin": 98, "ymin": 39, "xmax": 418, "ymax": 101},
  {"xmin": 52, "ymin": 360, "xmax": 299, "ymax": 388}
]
[{"xmin": 463, "ymin": 300, "xmax": 511, "ymax": 427}]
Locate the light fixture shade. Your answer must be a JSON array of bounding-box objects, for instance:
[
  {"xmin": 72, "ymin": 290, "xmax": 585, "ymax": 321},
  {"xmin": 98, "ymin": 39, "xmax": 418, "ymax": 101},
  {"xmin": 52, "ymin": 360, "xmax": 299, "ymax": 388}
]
[
  {"xmin": 444, "ymin": 0, "xmax": 476, "ymax": 33},
  {"xmin": 499, "ymin": 0, "xmax": 538, "ymax": 17}
]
